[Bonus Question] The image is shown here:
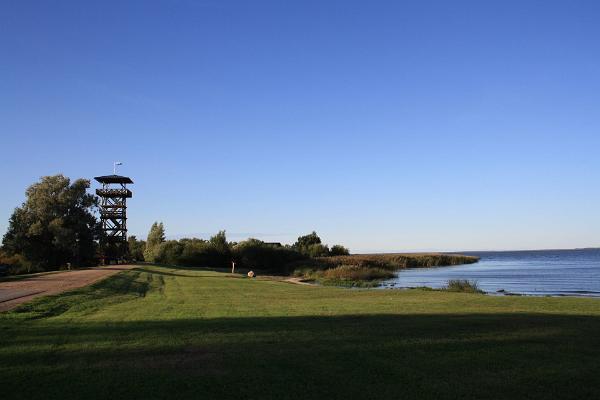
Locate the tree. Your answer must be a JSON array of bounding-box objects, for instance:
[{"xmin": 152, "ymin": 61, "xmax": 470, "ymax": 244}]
[
  {"xmin": 209, "ymin": 230, "xmax": 229, "ymax": 254},
  {"xmin": 330, "ymin": 245, "xmax": 350, "ymax": 256},
  {"xmin": 154, "ymin": 240, "xmax": 183, "ymax": 265},
  {"xmin": 231, "ymin": 238, "xmax": 306, "ymax": 271},
  {"xmin": 306, "ymin": 243, "xmax": 330, "ymax": 257},
  {"xmin": 293, "ymin": 231, "xmax": 330, "ymax": 256},
  {"xmin": 144, "ymin": 222, "xmax": 165, "ymax": 262},
  {"xmin": 127, "ymin": 236, "xmax": 146, "ymax": 261},
  {"xmin": 2, "ymin": 175, "xmax": 100, "ymax": 270},
  {"xmin": 293, "ymin": 231, "xmax": 322, "ymax": 248}
]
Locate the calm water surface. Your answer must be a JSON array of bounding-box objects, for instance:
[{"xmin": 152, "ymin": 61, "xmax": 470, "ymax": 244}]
[{"xmin": 381, "ymin": 249, "xmax": 600, "ymax": 297}]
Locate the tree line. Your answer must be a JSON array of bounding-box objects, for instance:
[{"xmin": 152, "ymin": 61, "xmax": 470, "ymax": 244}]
[
  {"xmin": 0, "ymin": 175, "xmax": 349, "ymax": 275},
  {"xmin": 131, "ymin": 222, "xmax": 349, "ymax": 273}
]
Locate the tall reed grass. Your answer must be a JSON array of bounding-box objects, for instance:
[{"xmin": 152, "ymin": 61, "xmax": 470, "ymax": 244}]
[
  {"xmin": 292, "ymin": 253, "xmax": 479, "ymax": 287},
  {"xmin": 444, "ymin": 279, "xmax": 484, "ymax": 294},
  {"xmin": 315, "ymin": 253, "xmax": 479, "ymax": 271}
]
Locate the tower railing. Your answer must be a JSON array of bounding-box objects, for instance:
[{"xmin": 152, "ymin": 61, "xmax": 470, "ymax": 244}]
[{"xmin": 94, "ymin": 174, "xmax": 134, "ymax": 264}]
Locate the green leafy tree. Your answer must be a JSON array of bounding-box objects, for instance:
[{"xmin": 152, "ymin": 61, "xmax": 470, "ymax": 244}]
[
  {"xmin": 2, "ymin": 175, "xmax": 100, "ymax": 270},
  {"xmin": 306, "ymin": 243, "xmax": 330, "ymax": 257},
  {"xmin": 144, "ymin": 222, "xmax": 165, "ymax": 262},
  {"xmin": 232, "ymin": 238, "xmax": 306, "ymax": 271},
  {"xmin": 330, "ymin": 245, "xmax": 350, "ymax": 256},
  {"xmin": 293, "ymin": 231, "xmax": 330, "ymax": 257},
  {"xmin": 209, "ymin": 230, "xmax": 229, "ymax": 254},
  {"xmin": 154, "ymin": 240, "xmax": 184, "ymax": 265},
  {"xmin": 294, "ymin": 231, "xmax": 322, "ymax": 248},
  {"xmin": 127, "ymin": 235, "xmax": 146, "ymax": 261}
]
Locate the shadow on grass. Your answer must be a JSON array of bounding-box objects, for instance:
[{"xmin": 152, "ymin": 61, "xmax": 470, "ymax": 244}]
[
  {"xmin": 2, "ymin": 267, "xmax": 600, "ymax": 399},
  {"xmin": 1, "ymin": 313, "xmax": 600, "ymax": 400}
]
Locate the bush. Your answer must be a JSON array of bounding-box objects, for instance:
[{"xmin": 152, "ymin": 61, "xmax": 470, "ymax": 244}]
[
  {"xmin": 127, "ymin": 236, "xmax": 146, "ymax": 261},
  {"xmin": 330, "ymin": 245, "xmax": 350, "ymax": 256},
  {"xmin": 320, "ymin": 265, "xmax": 394, "ymax": 281},
  {"xmin": 293, "ymin": 231, "xmax": 322, "ymax": 248},
  {"xmin": 154, "ymin": 241, "xmax": 184, "ymax": 266},
  {"xmin": 143, "ymin": 226, "xmax": 233, "ymax": 269},
  {"xmin": 444, "ymin": 280, "xmax": 484, "ymax": 294},
  {"xmin": 291, "ymin": 232, "xmax": 351, "ymax": 258},
  {"xmin": 292, "ymin": 231, "xmax": 330, "ymax": 257},
  {"xmin": 232, "ymin": 239, "xmax": 306, "ymax": 272},
  {"xmin": 0, "ymin": 249, "xmax": 37, "ymax": 275},
  {"xmin": 295, "ymin": 265, "xmax": 395, "ymax": 288},
  {"xmin": 305, "ymin": 243, "xmax": 330, "ymax": 257},
  {"xmin": 151, "ymin": 236, "xmax": 307, "ymax": 272},
  {"xmin": 177, "ymin": 238, "xmax": 230, "ymax": 269}
]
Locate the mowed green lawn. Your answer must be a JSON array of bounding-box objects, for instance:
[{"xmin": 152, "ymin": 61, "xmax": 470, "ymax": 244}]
[{"xmin": 2, "ymin": 265, "xmax": 600, "ymax": 400}]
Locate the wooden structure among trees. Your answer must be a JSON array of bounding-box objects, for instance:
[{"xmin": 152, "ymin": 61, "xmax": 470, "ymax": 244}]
[{"xmin": 94, "ymin": 175, "xmax": 133, "ymax": 263}]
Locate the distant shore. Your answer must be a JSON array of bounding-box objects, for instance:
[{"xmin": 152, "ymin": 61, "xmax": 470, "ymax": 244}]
[{"xmin": 292, "ymin": 253, "xmax": 479, "ymax": 288}]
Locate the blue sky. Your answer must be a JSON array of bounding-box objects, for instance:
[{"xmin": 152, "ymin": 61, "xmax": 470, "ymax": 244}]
[{"xmin": 1, "ymin": 0, "xmax": 599, "ymax": 252}]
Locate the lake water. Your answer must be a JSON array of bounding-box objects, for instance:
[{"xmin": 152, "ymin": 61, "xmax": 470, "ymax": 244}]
[{"xmin": 380, "ymin": 249, "xmax": 600, "ymax": 297}]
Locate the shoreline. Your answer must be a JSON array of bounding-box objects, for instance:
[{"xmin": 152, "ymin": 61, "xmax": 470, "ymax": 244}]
[{"xmin": 383, "ymin": 285, "xmax": 600, "ymax": 298}]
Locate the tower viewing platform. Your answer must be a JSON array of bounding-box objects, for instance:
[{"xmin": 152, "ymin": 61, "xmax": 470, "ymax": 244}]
[{"xmin": 94, "ymin": 174, "xmax": 134, "ymax": 263}]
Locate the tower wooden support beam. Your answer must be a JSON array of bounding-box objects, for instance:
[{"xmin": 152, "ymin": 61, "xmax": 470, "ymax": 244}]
[{"xmin": 94, "ymin": 175, "xmax": 134, "ymax": 264}]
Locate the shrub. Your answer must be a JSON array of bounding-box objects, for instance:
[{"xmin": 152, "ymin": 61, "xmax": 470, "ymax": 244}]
[
  {"xmin": 293, "ymin": 231, "xmax": 322, "ymax": 248},
  {"xmin": 154, "ymin": 240, "xmax": 184, "ymax": 266},
  {"xmin": 320, "ymin": 265, "xmax": 395, "ymax": 281},
  {"xmin": 127, "ymin": 236, "xmax": 146, "ymax": 261},
  {"xmin": 330, "ymin": 245, "xmax": 350, "ymax": 256},
  {"xmin": 295, "ymin": 265, "xmax": 395, "ymax": 288},
  {"xmin": 291, "ymin": 232, "xmax": 352, "ymax": 258},
  {"xmin": 177, "ymin": 238, "xmax": 230, "ymax": 268},
  {"xmin": 0, "ymin": 249, "xmax": 37, "ymax": 275},
  {"xmin": 232, "ymin": 239, "xmax": 306, "ymax": 272},
  {"xmin": 305, "ymin": 243, "xmax": 330, "ymax": 257},
  {"xmin": 444, "ymin": 280, "xmax": 484, "ymax": 294},
  {"xmin": 292, "ymin": 231, "xmax": 330, "ymax": 257}
]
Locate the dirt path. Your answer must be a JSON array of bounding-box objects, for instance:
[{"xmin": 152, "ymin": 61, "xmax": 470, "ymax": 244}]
[
  {"xmin": 0, "ymin": 265, "xmax": 137, "ymax": 312},
  {"xmin": 256, "ymin": 275, "xmax": 315, "ymax": 286},
  {"xmin": 282, "ymin": 277, "xmax": 314, "ymax": 286}
]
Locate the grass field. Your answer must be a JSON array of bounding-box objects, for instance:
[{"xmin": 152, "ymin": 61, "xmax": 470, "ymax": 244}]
[{"xmin": 2, "ymin": 265, "xmax": 600, "ymax": 399}]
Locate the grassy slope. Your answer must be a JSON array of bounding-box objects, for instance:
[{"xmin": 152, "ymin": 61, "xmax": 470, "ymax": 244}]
[{"xmin": 1, "ymin": 265, "xmax": 600, "ymax": 400}]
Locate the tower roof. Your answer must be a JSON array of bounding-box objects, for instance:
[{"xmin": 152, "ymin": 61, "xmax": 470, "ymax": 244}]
[{"xmin": 94, "ymin": 175, "xmax": 134, "ymax": 184}]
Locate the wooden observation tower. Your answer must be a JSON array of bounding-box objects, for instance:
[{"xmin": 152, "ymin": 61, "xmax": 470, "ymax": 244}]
[{"xmin": 94, "ymin": 173, "xmax": 133, "ymax": 264}]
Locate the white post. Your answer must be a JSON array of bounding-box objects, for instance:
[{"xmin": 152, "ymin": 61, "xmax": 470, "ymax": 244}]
[{"xmin": 231, "ymin": 261, "xmax": 235, "ymax": 274}]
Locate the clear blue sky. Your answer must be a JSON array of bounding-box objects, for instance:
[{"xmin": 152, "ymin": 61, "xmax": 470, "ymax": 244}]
[{"xmin": 1, "ymin": 1, "xmax": 599, "ymax": 252}]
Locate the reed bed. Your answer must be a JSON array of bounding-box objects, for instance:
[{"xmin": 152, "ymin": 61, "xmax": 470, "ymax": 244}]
[
  {"xmin": 315, "ymin": 253, "xmax": 479, "ymax": 271},
  {"xmin": 444, "ymin": 279, "xmax": 484, "ymax": 294},
  {"xmin": 293, "ymin": 253, "xmax": 479, "ymax": 287}
]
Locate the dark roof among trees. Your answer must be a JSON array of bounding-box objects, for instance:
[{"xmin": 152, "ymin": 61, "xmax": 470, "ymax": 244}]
[{"xmin": 94, "ymin": 175, "xmax": 134, "ymax": 184}]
